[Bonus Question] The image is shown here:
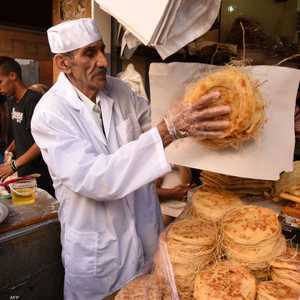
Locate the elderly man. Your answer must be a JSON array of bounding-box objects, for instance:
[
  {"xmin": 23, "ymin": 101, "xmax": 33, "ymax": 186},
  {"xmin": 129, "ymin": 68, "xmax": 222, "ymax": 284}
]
[{"xmin": 31, "ymin": 18, "xmax": 230, "ymax": 299}]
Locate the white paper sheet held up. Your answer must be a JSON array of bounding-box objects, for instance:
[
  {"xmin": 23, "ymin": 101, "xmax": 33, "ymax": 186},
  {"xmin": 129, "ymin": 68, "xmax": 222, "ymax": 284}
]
[
  {"xmin": 150, "ymin": 63, "xmax": 300, "ymax": 180},
  {"xmin": 95, "ymin": 0, "xmax": 170, "ymax": 45},
  {"xmin": 95, "ymin": 0, "xmax": 221, "ymax": 59}
]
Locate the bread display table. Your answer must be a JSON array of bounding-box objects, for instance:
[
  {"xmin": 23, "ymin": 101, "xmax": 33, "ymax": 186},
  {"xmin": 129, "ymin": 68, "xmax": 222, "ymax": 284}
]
[{"xmin": 0, "ymin": 190, "xmax": 64, "ymax": 300}]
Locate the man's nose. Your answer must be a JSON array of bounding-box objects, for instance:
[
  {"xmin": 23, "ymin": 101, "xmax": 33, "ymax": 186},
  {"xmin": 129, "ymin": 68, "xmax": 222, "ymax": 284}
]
[{"xmin": 96, "ymin": 51, "xmax": 108, "ymax": 68}]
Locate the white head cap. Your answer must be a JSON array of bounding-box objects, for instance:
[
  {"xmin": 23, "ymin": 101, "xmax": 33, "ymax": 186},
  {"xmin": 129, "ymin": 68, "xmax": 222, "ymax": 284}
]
[{"xmin": 47, "ymin": 18, "xmax": 102, "ymax": 54}]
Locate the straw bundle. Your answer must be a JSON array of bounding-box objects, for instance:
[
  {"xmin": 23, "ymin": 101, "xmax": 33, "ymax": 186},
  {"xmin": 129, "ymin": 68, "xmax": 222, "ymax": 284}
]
[
  {"xmin": 222, "ymin": 206, "xmax": 286, "ymax": 279},
  {"xmin": 200, "ymin": 170, "xmax": 275, "ymax": 198},
  {"xmin": 191, "ymin": 187, "xmax": 243, "ymax": 222},
  {"xmin": 275, "ymin": 161, "xmax": 300, "ymax": 203},
  {"xmin": 271, "ymin": 247, "xmax": 300, "ymax": 293},
  {"xmin": 256, "ymin": 281, "xmax": 299, "ymax": 300},
  {"xmin": 115, "ymin": 274, "xmax": 162, "ymax": 300},
  {"xmin": 194, "ymin": 261, "xmax": 256, "ymax": 300},
  {"xmin": 166, "ymin": 218, "xmax": 217, "ymax": 300},
  {"xmin": 183, "ymin": 66, "xmax": 265, "ymax": 148}
]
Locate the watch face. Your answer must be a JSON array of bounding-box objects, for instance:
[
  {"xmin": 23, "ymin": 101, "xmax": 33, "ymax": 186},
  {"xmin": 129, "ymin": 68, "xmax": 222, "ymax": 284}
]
[{"xmin": 60, "ymin": 0, "xmax": 86, "ymax": 21}]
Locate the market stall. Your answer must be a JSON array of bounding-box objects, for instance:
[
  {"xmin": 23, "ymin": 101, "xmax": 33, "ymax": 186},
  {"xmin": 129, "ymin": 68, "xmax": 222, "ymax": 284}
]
[{"xmin": 0, "ymin": 189, "xmax": 63, "ymax": 300}]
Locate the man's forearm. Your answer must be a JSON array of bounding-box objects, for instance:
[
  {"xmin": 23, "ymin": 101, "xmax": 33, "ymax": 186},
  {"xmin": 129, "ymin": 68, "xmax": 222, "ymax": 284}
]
[
  {"xmin": 15, "ymin": 143, "xmax": 41, "ymax": 169},
  {"xmin": 6, "ymin": 140, "xmax": 15, "ymax": 152},
  {"xmin": 157, "ymin": 120, "xmax": 173, "ymax": 148}
]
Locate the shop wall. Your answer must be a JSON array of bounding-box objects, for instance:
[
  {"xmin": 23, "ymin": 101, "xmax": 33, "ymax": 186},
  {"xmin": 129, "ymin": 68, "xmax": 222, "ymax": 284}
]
[
  {"xmin": 0, "ymin": 26, "xmax": 52, "ymax": 87},
  {"xmin": 52, "ymin": 0, "xmax": 92, "ymax": 81},
  {"xmin": 221, "ymin": 0, "xmax": 298, "ymax": 43},
  {"xmin": 52, "ymin": 0, "xmax": 111, "ymax": 79}
]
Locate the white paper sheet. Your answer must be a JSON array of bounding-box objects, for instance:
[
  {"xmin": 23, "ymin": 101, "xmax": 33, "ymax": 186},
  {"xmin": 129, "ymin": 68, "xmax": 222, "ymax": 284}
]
[
  {"xmin": 150, "ymin": 63, "xmax": 300, "ymax": 180},
  {"xmin": 95, "ymin": 0, "xmax": 170, "ymax": 45},
  {"xmin": 155, "ymin": 0, "xmax": 221, "ymax": 59},
  {"xmin": 95, "ymin": 0, "xmax": 221, "ymax": 59}
]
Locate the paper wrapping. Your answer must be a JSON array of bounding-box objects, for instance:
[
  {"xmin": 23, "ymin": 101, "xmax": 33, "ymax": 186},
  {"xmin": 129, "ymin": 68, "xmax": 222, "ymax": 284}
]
[{"xmin": 150, "ymin": 63, "xmax": 300, "ymax": 180}]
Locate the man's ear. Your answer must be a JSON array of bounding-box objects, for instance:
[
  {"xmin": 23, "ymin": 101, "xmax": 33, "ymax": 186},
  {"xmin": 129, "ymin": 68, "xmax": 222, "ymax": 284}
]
[
  {"xmin": 8, "ymin": 72, "xmax": 17, "ymax": 81},
  {"xmin": 54, "ymin": 54, "xmax": 72, "ymax": 74}
]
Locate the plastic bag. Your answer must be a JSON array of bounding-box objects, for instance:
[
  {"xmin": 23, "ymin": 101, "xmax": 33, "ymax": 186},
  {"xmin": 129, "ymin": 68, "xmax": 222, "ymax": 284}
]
[{"xmin": 153, "ymin": 231, "xmax": 180, "ymax": 300}]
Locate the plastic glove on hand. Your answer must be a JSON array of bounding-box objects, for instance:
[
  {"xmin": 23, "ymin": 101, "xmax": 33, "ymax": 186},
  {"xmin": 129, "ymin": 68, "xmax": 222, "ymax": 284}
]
[{"xmin": 166, "ymin": 91, "xmax": 231, "ymax": 140}]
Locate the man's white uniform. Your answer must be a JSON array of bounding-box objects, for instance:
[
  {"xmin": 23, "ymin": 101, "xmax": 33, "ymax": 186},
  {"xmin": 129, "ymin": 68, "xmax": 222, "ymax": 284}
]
[{"xmin": 31, "ymin": 72, "xmax": 171, "ymax": 299}]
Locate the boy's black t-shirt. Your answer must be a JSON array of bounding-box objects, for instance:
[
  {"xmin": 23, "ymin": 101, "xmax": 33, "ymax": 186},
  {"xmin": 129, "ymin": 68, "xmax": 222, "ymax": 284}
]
[{"xmin": 7, "ymin": 90, "xmax": 54, "ymax": 196}]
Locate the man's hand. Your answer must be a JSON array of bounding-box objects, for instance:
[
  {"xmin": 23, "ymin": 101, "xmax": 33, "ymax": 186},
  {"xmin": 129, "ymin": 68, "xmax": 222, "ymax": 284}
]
[
  {"xmin": 170, "ymin": 91, "xmax": 231, "ymax": 138},
  {"xmin": 0, "ymin": 163, "xmax": 14, "ymax": 181},
  {"xmin": 157, "ymin": 184, "xmax": 190, "ymax": 201},
  {"xmin": 158, "ymin": 91, "xmax": 231, "ymax": 147},
  {"xmin": 171, "ymin": 185, "xmax": 190, "ymax": 200}
]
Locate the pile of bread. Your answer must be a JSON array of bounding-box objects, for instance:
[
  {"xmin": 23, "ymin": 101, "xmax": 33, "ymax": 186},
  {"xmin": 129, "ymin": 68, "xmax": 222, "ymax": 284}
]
[
  {"xmin": 116, "ymin": 166, "xmax": 300, "ymax": 300},
  {"xmin": 194, "ymin": 262, "xmax": 299, "ymax": 300},
  {"xmin": 199, "ymin": 161, "xmax": 300, "ymax": 202},
  {"xmin": 270, "ymin": 247, "xmax": 300, "ymax": 293},
  {"xmin": 200, "ymin": 170, "xmax": 275, "ymax": 198},
  {"xmin": 191, "ymin": 188, "xmax": 243, "ymax": 222},
  {"xmin": 164, "ymin": 218, "xmax": 217, "ymax": 299},
  {"xmin": 221, "ymin": 205, "xmax": 286, "ymax": 280},
  {"xmin": 274, "ymin": 161, "xmax": 300, "ymax": 203},
  {"xmin": 116, "ymin": 200, "xmax": 300, "ymax": 299}
]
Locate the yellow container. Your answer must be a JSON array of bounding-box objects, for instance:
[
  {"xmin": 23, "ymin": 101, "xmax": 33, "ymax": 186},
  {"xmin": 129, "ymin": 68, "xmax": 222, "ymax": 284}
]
[{"xmin": 9, "ymin": 179, "xmax": 37, "ymax": 206}]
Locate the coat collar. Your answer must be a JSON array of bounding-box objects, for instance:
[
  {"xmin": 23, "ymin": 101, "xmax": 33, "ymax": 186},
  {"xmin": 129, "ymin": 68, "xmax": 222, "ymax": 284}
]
[
  {"xmin": 53, "ymin": 72, "xmax": 115, "ymax": 146},
  {"xmin": 53, "ymin": 72, "xmax": 114, "ymax": 112},
  {"xmin": 53, "ymin": 72, "xmax": 82, "ymax": 110}
]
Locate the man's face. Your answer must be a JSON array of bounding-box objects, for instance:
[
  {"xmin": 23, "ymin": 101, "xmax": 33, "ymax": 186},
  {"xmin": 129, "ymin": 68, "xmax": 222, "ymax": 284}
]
[
  {"xmin": 0, "ymin": 69, "xmax": 15, "ymax": 97},
  {"xmin": 67, "ymin": 40, "xmax": 108, "ymax": 93}
]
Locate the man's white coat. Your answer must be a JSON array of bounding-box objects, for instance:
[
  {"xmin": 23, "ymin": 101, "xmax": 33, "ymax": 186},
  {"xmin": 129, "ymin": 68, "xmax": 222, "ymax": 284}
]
[{"xmin": 31, "ymin": 72, "xmax": 171, "ymax": 299}]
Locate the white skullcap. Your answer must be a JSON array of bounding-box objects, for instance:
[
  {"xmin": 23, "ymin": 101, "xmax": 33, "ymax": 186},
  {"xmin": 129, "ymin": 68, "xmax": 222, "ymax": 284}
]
[{"xmin": 47, "ymin": 18, "xmax": 102, "ymax": 54}]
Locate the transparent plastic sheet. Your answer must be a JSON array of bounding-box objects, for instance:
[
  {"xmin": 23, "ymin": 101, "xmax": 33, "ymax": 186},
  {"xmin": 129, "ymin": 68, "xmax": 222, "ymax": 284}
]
[
  {"xmin": 152, "ymin": 203, "xmax": 200, "ymax": 300},
  {"xmin": 153, "ymin": 231, "xmax": 180, "ymax": 300}
]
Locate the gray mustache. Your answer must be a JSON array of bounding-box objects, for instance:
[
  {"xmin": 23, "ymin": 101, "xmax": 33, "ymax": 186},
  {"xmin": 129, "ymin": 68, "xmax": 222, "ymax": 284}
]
[{"xmin": 94, "ymin": 68, "xmax": 107, "ymax": 76}]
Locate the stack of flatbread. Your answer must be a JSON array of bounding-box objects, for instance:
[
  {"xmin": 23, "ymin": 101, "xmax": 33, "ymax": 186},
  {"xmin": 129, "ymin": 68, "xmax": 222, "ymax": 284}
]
[
  {"xmin": 256, "ymin": 281, "xmax": 300, "ymax": 300},
  {"xmin": 222, "ymin": 206, "xmax": 286, "ymax": 279},
  {"xmin": 115, "ymin": 274, "xmax": 161, "ymax": 300},
  {"xmin": 271, "ymin": 247, "xmax": 300, "ymax": 293},
  {"xmin": 193, "ymin": 261, "xmax": 256, "ymax": 300},
  {"xmin": 166, "ymin": 218, "xmax": 217, "ymax": 300},
  {"xmin": 183, "ymin": 66, "xmax": 265, "ymax": 148},
  {"xmin": 275, "ymin": 161, "xmax": 300, "ymax": 203},
  {"xmin": 200, "ymin": 170, "xmax": 275, "ymax": 198},
  {"xmin": 191, "ymin": 187, "xmax": 243, "ymax": 222}
]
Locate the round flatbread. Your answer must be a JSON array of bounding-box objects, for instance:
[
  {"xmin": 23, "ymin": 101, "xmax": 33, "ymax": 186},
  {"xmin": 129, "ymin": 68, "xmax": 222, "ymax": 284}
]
[
  {"xmin": 192, "ymin": 187, "xmax": 243, "ymax": 222},
  {"xmin": 167, "ymin": 217, "xmax": 217, "ymax": 246},
  {"xmin": 222, "ymin": 206, "xmax": 280, "ymax": 245},
  {"xmin": 115, "ymin": 275, "xmax": 161, "ymax": 300},
  {"xmin": 194, "ymin": 262, "xmax": 256, "ymax": 300},
  {"xmin": 257, "ymin": 281, "xmax": 299, "ymax": 300}
]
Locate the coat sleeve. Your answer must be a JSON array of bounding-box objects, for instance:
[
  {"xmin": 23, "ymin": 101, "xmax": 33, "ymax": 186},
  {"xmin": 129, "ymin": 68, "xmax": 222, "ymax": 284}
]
[
  {"xmin": 133, "ymin": 93, "xmax": 152, "ymax": 132},
  {"xmin": 31, "ymin": 110, "xmax": 171, "ymax": 201}
]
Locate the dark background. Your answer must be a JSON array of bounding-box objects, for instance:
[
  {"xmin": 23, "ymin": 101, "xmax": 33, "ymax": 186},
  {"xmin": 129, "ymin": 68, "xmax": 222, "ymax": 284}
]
[{"xmin": 0, "ymin": 0, "xmax": 52, "ymax": 31}]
